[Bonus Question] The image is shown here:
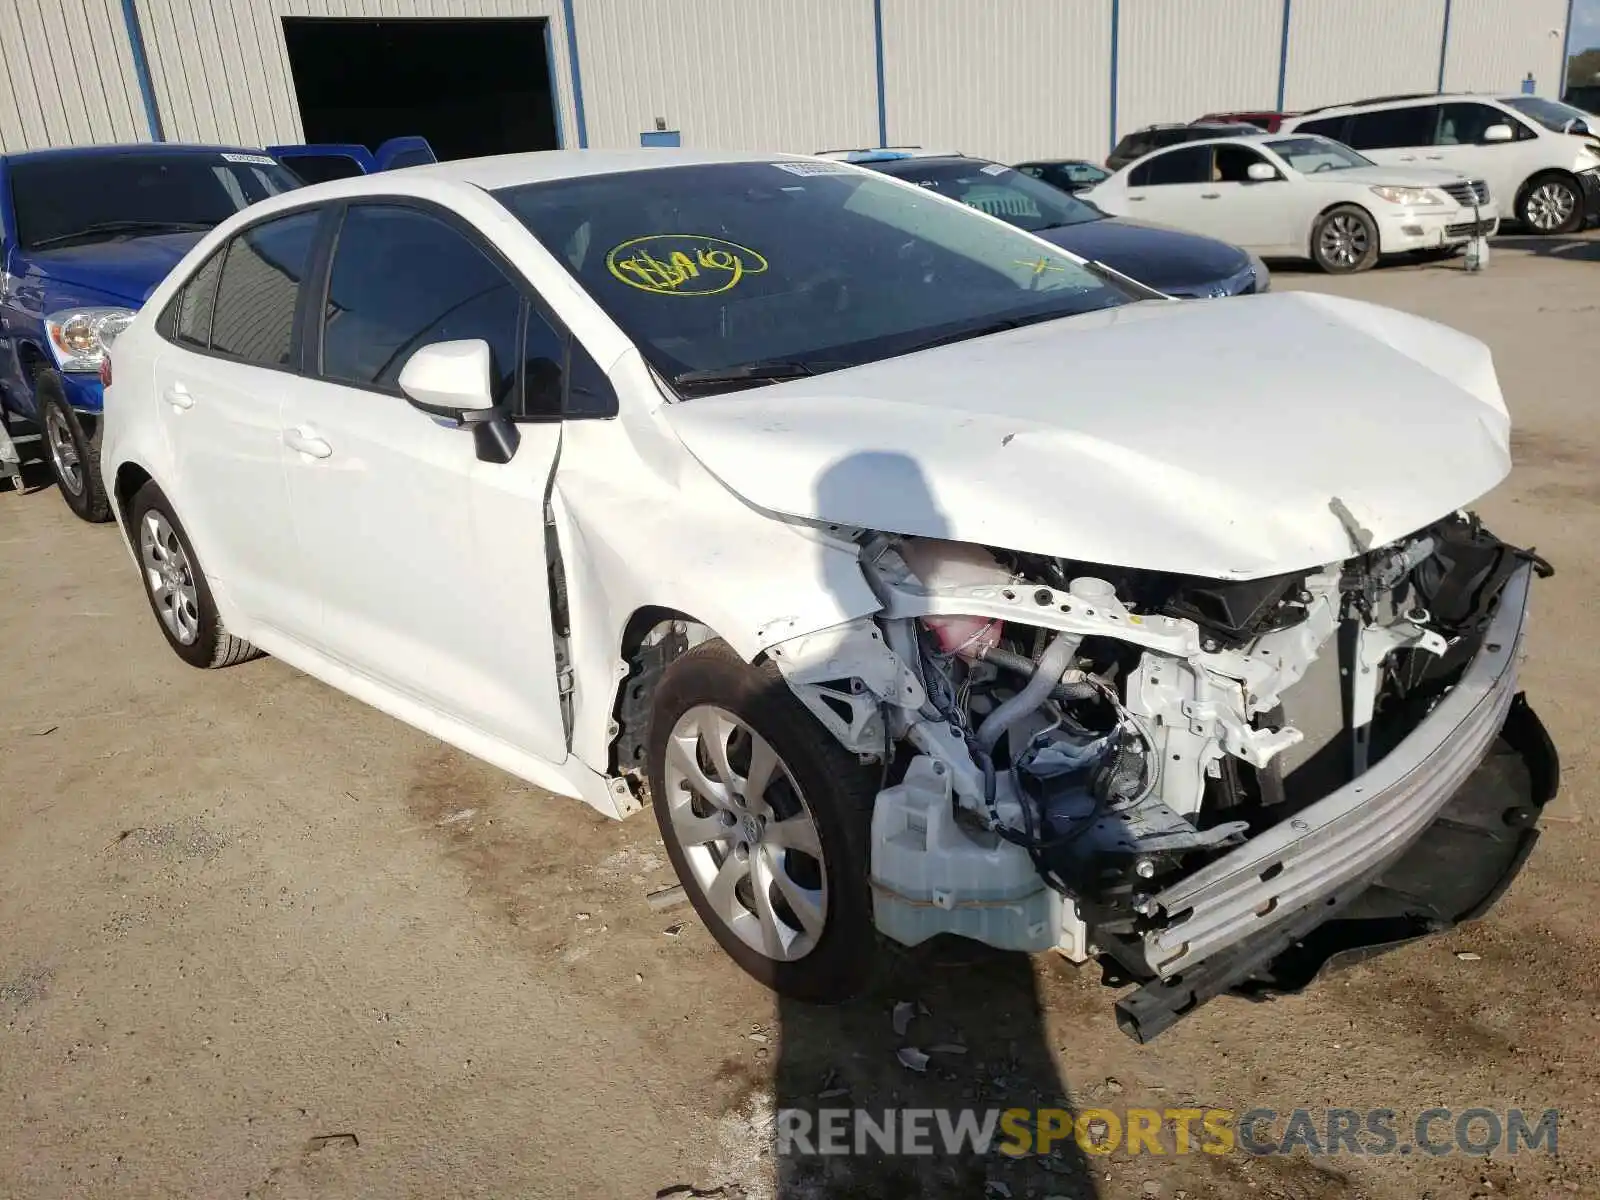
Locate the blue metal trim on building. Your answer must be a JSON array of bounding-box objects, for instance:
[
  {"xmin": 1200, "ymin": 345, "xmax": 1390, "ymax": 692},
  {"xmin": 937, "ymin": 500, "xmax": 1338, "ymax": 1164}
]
[
  {"xmin": 118, "ymin": 0, "xmax": 164, "ymax": 140},
  {"xmin": 1564, "ymin": 0, "xmax": 1576, "ymax": 96},
  {"xmin": 1108, "ymin": 0, "xmax": 1120, "ymax": 152},
  {"xmin": 873, "ymin": 0, "xmax": 888, "ymax": 147},
  {"xmin": 1437, "ymin": 0, "xmax": 1453, "ymax": 92},
  {"xmin": 543, "ymin": 19, "xmax": 565, "ymax": 148},
  {"xmin": 560, "ymin": 0, "xmax": 589, "ymax": 149},
  {"xmin": 1275, "ymin": 0, "xmax": 1292, "ymax": 112}
]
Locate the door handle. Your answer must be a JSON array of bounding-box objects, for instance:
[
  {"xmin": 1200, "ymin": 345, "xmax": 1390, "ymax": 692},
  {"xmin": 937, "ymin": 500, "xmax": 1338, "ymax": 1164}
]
[
  {"xmin": 1398, "ymin": 155, "xmax": 1417, "ymax": 161},
  {"xmin": 1200, "ymin": 192, "xmax": 1221, "ymax": 199},
  {"xmin": 1424, "ymin": 154, "xmax": 1444, "ymax": 160},
  {"xmin": 282, "ymin": 426, "xmax": 332, "ymax": 459},
  {"xmin": 164, "ymin": 384, "xmax": 194, "ymax": 410},
  {"xmin": 1129, "ymin": 195, "xmax": 1146, "ymax": 202}
]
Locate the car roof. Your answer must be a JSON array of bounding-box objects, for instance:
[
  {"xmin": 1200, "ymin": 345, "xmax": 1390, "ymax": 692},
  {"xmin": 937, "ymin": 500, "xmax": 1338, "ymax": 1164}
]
[
  {"xmin": 0, "ymin": 142, "xmax": 276, "ymax": 164},
  {"xmin": 1293, "ymin": 91, "xmax": 1513, "ymax": 118}
]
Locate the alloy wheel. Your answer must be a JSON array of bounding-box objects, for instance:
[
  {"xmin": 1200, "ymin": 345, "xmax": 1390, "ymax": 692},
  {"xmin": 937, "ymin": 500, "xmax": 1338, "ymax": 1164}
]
[
  {"xmin": 1318, "ymin": 214, "xmax": 1370, "ymax": 268},
  {"xmin": 140, "ymin": 510, "xmax": 201, "ymax": 645},
  {"xmin": 1525, "ymin": 182, "xmax": 1576, "ymax": 232},
  {"xmin": 44, "ymin": 407, "xmax": 83, "ymax": 496},
  {"xmin": 662, "ymin": 704, "xmax": 828, "ymax": 962}
]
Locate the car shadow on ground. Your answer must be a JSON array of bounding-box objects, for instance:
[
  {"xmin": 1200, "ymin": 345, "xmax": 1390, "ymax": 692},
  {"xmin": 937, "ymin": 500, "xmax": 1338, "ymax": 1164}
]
[
  {"xmin": 768, "ymin": 451, "xmax": 1099, "ymax": 1199},
  {"xmin": 1486, "ymin": 233, "xmax": 1600, "ymax": 263}
]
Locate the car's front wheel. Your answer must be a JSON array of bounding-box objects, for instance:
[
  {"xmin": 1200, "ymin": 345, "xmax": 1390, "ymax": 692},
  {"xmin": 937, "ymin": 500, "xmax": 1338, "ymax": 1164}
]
[
  {"xmin": 38, "ymin": 372, "xmax": 111, "ymax": 522},
  {"xmin": 1518, "ymin": 172, "xmax": 1582, "ymax": 234},
  {"xmin": 128, "ymin": 481, "xmax": 262, "ymax": 669},
  {"xmin": 1312, "ymin": 205, "xmax": 1380, "ymax": 274},
  {"xmin": 648, "ymin": 640, "xmax": 879, "ymax": 1002}
]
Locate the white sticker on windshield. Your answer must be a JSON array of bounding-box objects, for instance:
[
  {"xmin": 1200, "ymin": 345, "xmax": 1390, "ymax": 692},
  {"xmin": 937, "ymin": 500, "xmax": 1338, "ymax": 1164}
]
[
  {"xmin": 979, "ymin": 163, "xmax": 1010, "ymax": 176},
  {"xmin": 221, "ymin": 152, "xmax": 277, "ymax": 165},
  {"xmin": 771, "ymin": 160, "xmax": 857, "ymax": 176}
]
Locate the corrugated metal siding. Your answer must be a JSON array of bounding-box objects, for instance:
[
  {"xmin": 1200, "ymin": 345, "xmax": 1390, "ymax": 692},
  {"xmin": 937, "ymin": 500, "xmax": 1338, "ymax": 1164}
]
[
  {"xmin": 882, "ymin": 0, "xmax": 1113, "ymax": 163},
  {"xmin": 1116, "ymin": 0, "xmax": 1284, "ymax": 134},
  {"xmin": 574, "ymin": 0, "xmax": 878, "ymax": 152},
  {"xmin": 1442, "ymin": 0, "xmax": 1569, "ymax": 95},
  {"xmin": 132, "ymin": 0, "xmax": 577, "ymax": 148},
  {"xmin": 1283, "ymin": 0, "xmax": 1447, "ymax": 111},
  {"xmin": 0, "ymin": 0, "xmax": 150, "ymax": 152}
]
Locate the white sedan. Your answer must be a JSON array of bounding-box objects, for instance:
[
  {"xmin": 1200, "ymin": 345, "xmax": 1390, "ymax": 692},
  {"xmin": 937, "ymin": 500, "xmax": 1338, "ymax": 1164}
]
[
  {"xmin": 1081, "ymin": 133, "xmax": 1499, "ymax": 273},
  {"xmin": 97, "ymin": 149, "xmax": 1554, "ymax": 1039}
]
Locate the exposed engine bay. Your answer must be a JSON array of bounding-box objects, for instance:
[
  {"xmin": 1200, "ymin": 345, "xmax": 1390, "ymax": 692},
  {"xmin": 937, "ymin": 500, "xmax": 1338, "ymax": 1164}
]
[{"xmin": 769, "ymin": 512, "xmax": 1553, "ymax": 1020}]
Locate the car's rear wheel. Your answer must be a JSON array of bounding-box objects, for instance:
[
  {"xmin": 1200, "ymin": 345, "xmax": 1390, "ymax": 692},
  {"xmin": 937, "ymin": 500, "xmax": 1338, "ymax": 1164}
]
[
  {"xmin": 1518, "ymin": 172, "xmax": 1582, "ymax": 234},
  {"xmin": 1312, "ymin": 206, "xmax": 1380, "ymax": 274},
  {"xmin": 38, "ymin": 372, "xmax": 110, "ymax": 522},
  {"xmin": 648, "ymin": 640, "xmax": 879, "ymax": 1002},
  {"xmin": 128, "ymin": 481, "xmax": 262, "ymax": 669}
]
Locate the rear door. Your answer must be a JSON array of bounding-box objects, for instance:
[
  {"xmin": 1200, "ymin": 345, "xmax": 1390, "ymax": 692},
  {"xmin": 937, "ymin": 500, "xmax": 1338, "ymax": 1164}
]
[
  {"xmin": 279, "ymin": 200, "xmax": 568, "ymax": 762},
  {"xmin": 1343, "ymin": 104, "xmax": 1438, "ymax": 169},
  {"xmin": 1122, "ymin": 145, "xmax": 1214, "ymax": 230},
  {"xmin": 151, "ymin": 207, "xmax": 324, "ymax": 634}
]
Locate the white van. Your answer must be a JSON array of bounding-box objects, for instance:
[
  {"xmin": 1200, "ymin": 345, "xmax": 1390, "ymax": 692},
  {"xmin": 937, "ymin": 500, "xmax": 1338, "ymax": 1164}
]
[{"xmin": 1280, "ymin": 93, "xmax": 1600, "ymax": 233}]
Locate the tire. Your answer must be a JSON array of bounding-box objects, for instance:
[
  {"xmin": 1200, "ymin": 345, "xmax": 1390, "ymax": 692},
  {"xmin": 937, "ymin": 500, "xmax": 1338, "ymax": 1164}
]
[
  {"xmin": 1311, "ymin": 205, "xmax": 1380, "ymax": 274},
  {"xmin": 648, "ymin": 639, "xmax": 879, "ymax": 1002},
  {"xmin": 1517, "ymin": 172, "xmax": 1583, "ymax": 235},
  {"xmin": 128, "ymin": 480, "xmax": 262, "ymax": 669},
  {"xmin": 37, "ymin": 372, "xmax": 111, "ymax": 522}
]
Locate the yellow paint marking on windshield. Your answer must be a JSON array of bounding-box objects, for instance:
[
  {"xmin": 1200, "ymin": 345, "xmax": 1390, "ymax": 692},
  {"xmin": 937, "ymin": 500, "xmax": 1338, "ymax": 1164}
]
[
  {"xmin": 606, "ymin": 235, "xmax": 769, "ymax": 296},
  {"xmin": 1016, "ymin": 255, "xmax": 1066, "ymax": 276}
]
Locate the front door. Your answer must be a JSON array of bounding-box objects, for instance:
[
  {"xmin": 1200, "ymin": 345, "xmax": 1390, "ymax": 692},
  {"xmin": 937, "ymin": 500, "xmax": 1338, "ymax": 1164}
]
[
  {"xmin": 152, "ymin": 209, "xmax": 322, "ymax": 634},
  {"xmin": 1197, "ymin": 144, "xmax": 1298, "ymax": 252},
  {"xmin": 280, "ymin": 201, "xmax": 568, "ymax": 763}
]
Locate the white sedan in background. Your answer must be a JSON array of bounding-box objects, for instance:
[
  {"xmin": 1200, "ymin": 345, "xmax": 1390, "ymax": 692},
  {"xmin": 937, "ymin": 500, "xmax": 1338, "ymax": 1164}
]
[{"xmin": 1082, "ymin": 134, "xmax": 1498, "ymax": 273}]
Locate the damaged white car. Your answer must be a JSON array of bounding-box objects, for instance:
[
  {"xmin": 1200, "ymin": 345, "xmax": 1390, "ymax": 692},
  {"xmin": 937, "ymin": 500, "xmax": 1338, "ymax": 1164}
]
[{"xmin": 99, "ymin": 150, "xmax": 1558, "ymax": 1040}]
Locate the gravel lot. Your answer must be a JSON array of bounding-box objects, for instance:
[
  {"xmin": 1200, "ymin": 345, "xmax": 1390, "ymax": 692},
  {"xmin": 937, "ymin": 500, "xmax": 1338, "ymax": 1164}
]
[{"xmin": 3, "ymin": 234, "xmax": 1598, "ymax": 1200}]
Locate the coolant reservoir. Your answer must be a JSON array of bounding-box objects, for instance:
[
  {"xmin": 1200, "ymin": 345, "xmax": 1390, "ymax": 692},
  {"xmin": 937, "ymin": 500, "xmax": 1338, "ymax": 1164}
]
[{"xmin": 899, "ymin": 539, "xmax": 1010, "ymax": 658}]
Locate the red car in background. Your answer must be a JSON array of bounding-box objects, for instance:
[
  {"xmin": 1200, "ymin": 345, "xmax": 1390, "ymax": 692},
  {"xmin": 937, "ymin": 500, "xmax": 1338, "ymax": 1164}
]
[{"xmin": 1197, "ymin": 110, "xmax": 1296, "ymax": 132}]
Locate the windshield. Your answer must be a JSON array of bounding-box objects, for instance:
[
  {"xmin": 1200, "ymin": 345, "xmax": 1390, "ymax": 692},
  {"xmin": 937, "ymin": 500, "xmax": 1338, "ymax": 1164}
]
[
  {"xmin": 1502, "ymin": 96, "xmax": 1593, "ymax": 133},
  {"xmin": 1265, "ymin": 136, "xmax": 1372, "ymax": 173},
  {"xmin": 875, "ymin": 159, "xmax": 1106, "ymax": 232},
  {"xmin": 495, "ymin": 161, "xmax": 1131, "ymax": 391},
  {"xmin": 10, "ymin": 151, "xmax": 302, "ymax": 250}
]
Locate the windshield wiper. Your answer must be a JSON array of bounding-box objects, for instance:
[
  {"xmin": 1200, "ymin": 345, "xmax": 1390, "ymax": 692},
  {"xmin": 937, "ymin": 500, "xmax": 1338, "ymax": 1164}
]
[
  {"xmin": 29, "ymin": 219, "xmax": 213, "ymax": 249},
  {"xmin": 671, "ymin": 360, "xmax": 815, "ymax": 394}
]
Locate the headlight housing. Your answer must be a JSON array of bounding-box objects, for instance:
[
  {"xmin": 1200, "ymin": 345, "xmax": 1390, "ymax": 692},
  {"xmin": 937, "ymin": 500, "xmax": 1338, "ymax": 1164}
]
[
  {"xmin": 45, "ymin": 307, "xmax": 136, "ymax": 372},
  {"xmin": 1369, "ymin": 185, "xmax": 1447, "ymax": 207}
]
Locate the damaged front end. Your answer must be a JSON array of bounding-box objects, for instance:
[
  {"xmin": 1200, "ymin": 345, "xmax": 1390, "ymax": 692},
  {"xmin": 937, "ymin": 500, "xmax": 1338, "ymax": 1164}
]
[{"xmin": 769, "ymin": 514, "xmax": 1558, "ymax": 1041}]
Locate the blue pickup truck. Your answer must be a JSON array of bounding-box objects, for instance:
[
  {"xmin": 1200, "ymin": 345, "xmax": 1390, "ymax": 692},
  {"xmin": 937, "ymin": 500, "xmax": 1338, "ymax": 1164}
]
[{"xmin": 0, "ymin": 137, "xmax": 434, "ymax": 520}]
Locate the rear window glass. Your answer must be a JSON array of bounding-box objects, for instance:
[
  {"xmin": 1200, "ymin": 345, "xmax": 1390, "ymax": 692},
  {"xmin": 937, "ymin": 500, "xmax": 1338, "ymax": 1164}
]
[
  {"xmin": 209, "ymin": 210, "xmax": 321, "ymax": 367},
  {"xmin": 8, "ymin": 153, "xmax": 302, "ymax": 250},
  {"xmin": 172, "ymin": 250, "xmax": 225, "ymax": 348}
]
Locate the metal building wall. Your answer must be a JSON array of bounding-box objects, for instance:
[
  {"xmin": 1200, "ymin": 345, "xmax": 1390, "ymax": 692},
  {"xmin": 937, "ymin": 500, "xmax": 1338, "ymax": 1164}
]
[
  {"xmin": 881, "ymin": 0, "xmax": 1113, "ymax": 163},
  {"xmin": 1282, "ymin": 0, "xmax": 1448, "ymax": 111},
  {"xmin": 129, "ymin": 0, "xmax": 580, "ymax": 149},
  {"xmin": 1115, "ymin": 0, "xmax": 1285, "ymax": 136},
  {"xmin": 1441, "ymin": 0, "xmax": 1569, "ymax": 95},
  {"xmin": 573, "ymin": 0, "xmax": 878, "ymax": 152},
  {"xmin": 0, "ymin": 1, "xmax": 151, "ymax": 152}
]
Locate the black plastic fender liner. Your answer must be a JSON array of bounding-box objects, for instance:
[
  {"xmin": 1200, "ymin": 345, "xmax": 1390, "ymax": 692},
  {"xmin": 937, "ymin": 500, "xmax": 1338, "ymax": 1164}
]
[{"xmin": 1110, "ymin": 694, "xmax": 1559, "ymax": 1044}]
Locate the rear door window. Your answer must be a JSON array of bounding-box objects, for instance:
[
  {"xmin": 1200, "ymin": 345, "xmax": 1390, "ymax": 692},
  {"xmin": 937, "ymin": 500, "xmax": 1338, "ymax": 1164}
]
[
  {"xmin": 1129, "ymin": 145, "xmax": 1211, "ymax": 186},
  {"xmin": 209, "ymin": 209, "xmax": 321, "ymax": 368},
  {"xmin": 319, "ymin": 204, "xmax": 521, "ymax": 402},
  {"xmin": 1346, "ymin": 105, "xmax": 1436, "ymax": 150},
  {"xmin": 170, "ymin": 250, "xmax": 225, "ymax": 350}
]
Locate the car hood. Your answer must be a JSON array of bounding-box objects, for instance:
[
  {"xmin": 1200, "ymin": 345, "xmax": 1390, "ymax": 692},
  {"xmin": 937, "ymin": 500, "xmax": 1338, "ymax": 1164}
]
[
  {"xmin": 664, "ymin": 292, "xmax": 1511, "ymax": 581},
  {"xmin": 1035, "ymin": 216, "xmax": 1251, "ymax": 295},
  {"xmin": 24, "ymin": 230, "xmax": 208, "ymax": 306},
  {"xmin": 1314, "ymin": 165, "xmax": 1473, "ymax": 188}
]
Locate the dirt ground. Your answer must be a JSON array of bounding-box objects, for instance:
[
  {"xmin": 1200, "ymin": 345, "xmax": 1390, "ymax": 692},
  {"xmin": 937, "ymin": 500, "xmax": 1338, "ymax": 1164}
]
[{"xmin": 4, "ymin": 233, "xmax": 1599, "ymax": 1200}]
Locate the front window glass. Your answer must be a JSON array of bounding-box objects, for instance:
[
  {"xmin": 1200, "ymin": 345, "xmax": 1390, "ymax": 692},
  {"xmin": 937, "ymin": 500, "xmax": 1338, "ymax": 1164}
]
[
  {"xmin": 1265, "ymin": 136, "xmax": 1373, "ymax": 173},
  {"xmin": 9, "ymin": 152, "xmax": 302, "ymax": 249},
  {"xmin": 874, "ymin": 160, "xmax": 1104, "ymax": 233},
  {"xmin": 1502, "ymin": 96, "xmax": 1590, "ymax": 134},
  {"xmin": 495, "ymin": 162, "xmax": 1131, "ymax": 391}
]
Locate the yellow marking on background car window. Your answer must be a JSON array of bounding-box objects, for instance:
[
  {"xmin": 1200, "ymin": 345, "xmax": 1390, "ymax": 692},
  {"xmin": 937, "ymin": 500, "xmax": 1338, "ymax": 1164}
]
[
  {"xmin": 1016, "ymin": 256, "xmax": 1066, "ymax": 276},
  {"xmin": 606, "ymin": 235, "xmax": 769, "ymax": 296}
]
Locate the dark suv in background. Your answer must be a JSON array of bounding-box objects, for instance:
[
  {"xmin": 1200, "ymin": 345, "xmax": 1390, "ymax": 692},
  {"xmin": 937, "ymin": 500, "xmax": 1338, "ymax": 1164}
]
[{"xmin": 1105, "ymin": 121, "xmax": 1254, "ymax": 171}]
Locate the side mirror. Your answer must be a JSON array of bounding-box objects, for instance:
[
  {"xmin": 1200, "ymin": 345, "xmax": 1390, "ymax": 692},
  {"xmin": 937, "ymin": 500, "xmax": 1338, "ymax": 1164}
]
[
  {"xmin": 1481, "ymin": 123, "xmax": 1514, "ymax": 144},
  {"xmin": 1246, "ymin": 162, "xmax": 1280, "ymax": 182},
  {"xmin": 398, "ymin": 339, "xmax": 521, "ymax": 464}
]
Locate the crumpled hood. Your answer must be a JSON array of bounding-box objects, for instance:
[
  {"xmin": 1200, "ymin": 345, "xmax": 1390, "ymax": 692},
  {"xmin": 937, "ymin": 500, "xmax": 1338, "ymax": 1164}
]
[
  {"xmin": 25, "ymin": 230, "xmax": 207, "ymax": 305},
  {"xmin": 664, "ymin": 292, "xmax": 1512, "ymax": 580}
]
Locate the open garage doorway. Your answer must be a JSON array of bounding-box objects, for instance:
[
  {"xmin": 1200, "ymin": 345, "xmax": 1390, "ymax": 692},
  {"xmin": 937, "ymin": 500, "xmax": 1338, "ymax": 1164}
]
[{"xmin": 282, "ymin": 17, "xmax": 561, "ymax": 161}]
